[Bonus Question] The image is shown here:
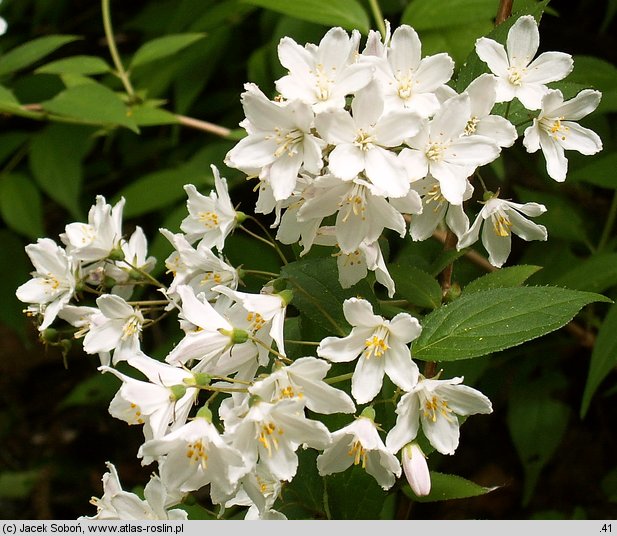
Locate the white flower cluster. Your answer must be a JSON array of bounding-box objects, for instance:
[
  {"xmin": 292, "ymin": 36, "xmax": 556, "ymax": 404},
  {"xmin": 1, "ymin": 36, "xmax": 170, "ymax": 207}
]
[
  {"xmin": 226, "ymin": 16, "xmax": 602, "ymax": 272},
  {"xmin": 15, "ymin": 15, "xmax": 602, "ymax": 520}
]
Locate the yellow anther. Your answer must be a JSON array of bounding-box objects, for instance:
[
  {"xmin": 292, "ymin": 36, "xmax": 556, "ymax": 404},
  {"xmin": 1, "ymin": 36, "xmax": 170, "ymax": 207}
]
[
  {"xmin": 492, "ymin": 214, "xmax": 512, "ymax": 237},
  {"xmin": 348, "ymin": 440, "xmax": 368, "ymax": 468},
  {"xmin": 198, "ymin": 211, "xmax": 219, "ymax": 229}
]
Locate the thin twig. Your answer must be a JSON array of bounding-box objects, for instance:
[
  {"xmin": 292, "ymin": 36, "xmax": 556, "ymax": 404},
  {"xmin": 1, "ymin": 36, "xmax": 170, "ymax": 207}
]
[
  {"xmin": 101, "ymin": 0, "xmax": 136, "ymax": 99},
  {"xmin": 495, "ymin": 0, "xmax": 514, "ymax": 25},
  {"xmin": 175, "ymin": 114, "xmax": 231, "ymax": 138}
]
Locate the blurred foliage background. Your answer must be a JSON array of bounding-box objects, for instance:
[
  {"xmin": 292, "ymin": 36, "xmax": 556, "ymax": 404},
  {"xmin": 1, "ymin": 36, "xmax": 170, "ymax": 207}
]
[{"xmin": 0, "ymin": 0, "xmax": 617, "ymax": 520}]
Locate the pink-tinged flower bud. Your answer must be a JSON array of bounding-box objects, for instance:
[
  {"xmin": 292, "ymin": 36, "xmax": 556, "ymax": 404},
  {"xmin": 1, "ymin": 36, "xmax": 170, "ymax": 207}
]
[{"xmin": 402, "ymin": 442, "xmax": 431, "ymax": 497}]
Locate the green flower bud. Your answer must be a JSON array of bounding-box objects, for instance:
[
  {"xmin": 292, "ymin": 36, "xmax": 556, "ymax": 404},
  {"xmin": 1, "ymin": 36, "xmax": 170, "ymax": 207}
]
[
  {"xmin": 193, "ymin": 372, "xmax": 212, "ymax": 387},
  {"xmin": 359, "ymin": 406, "xmax": 376, "ymax": 421},
  {"xmin": 41, "ymin": 328, "xmax": 59, "ymax": 343}
]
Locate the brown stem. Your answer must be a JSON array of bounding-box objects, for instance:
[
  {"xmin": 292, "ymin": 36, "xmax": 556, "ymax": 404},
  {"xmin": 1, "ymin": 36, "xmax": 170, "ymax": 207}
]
[
  {"xmin": 175, "ymin": 114, "xmax": 231, "ymax": 138},
  {"xmin": 433, "ymin": 229, "xmax": 497, "ymax": 273},
  {"xmin": 495, "ymin": 0, "xmax": 514, "ymax": 25},
  {"xmin": 439, "ymin": 229, "xmax": 459, "ymax": 298}
]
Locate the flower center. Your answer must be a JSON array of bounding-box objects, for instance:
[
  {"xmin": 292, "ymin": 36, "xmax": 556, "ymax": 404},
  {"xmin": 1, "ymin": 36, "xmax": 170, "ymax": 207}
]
[
  {"xmin": 353, "ymin": 129, "xmax": 376, "ymax": 152},
  {"xmin": 464, "ymin": 116, "xmax": 480, "ymax": 135},
  {"xmin": 186, "ymin": 439, "xmax": 208, "ymax": 468},
  {"xmin": 348, "ymin": 440, "xmax": 368, "ymax": 468},
  {"xmin": 313, "ymin": 63, "xmax": 334, "ymax": 101},
  {"xmin": 122, "ymin": 315, "xmax": 142, "ymax": 340},
  {"xmin": 425, "ymin": 184, "xmax": 446, "ymax": 212},
  {"xmin": 423, "ymin": 395, "xmax": 454, "ymax": 423},
  {"xmin": 272, "ymin": 127, "xmax": 304, "ymax": 158},
  {"xmin": 395, "ymin": 72, "xmax": 415, "ymax": 100},
  {"xmin": 339, "ymin": 183, "xmax": 368, "ymax": 223},
  {"xmin": 491, "ymin": 211, "xmax": 512, "ymax": 237},
  {"xmin": 540, "ymin": 116, "xmax": 569, "ymax": 142},
  {"xmin": 201, "ymin": 271, "xmax": 224, "ymax": 285},
  {"xmin": 364, "ymin": 325, "xmax": 390, "ymax": 359},
  {"xmin": 258, "ymin": 421, "xmax": 284, "ymax": 456},
  {"xmin": 198, "ymin": 211, "xmax": 219, "ymax": 229},
  {"xmin": 507, "ymin": 66, "xmax": 526, "ymax": 86},
  {"xmin": 425, "ymin": 141, "xmax": 447, "ymax": 162}
]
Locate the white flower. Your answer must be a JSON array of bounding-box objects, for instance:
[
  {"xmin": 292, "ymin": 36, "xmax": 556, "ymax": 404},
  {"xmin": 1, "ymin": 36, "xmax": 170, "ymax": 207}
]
[
  {"xmin": 463, "ymin": 73, "xmax": 517, "ymax": 148},
  {"xmin": 523, "ymin": 89, "xmax": 603, "ymax": 181},
  {"xmin": 275, "ymin": 27, "xmax": 374, "ymax": 112},
  {"xmin": 400, "ymin": 93, "xmax": 501, "ymax": 205},
  {"xmin": 386, "ymin": 376, "xmax": 492, "ymax": 455},
  {"xmin": 100, "ymin": 353, "xmax": 198, "ymax": 441},
  {"xmin": 316, "ymin": 412, "xmax": 401, "ymax": 490},
  {"xmin": 475, "ymin": 15, "xmax": 573, "ymax": 110},
  {"xmin": 368, "ymin": 24, "xmax": 455, "ymax": 118},
  {"xmin": 317, "ymin": 297, "xmax": 421, "ymax": 404},
  {"xmin": 139, "ymin": 412, "xmax": 248, "ymax": 496},
  {"xmin": 80, "ymin": 463, "xmax": 187, "ymax": 520},
  {"xmin": 297, "ymin": 174, "xmax": 411, "ymax": 255},
  {"xmin": 250, "ymin": 356, "xmax": 356, "ymax": 414},
  {"xmin": 402, "ymin": 442, "xmax": 431, "ymax": 497},
  {"xmin": 315, "ymin": 81, "xmax": 421, "ymax": 197},
  {"xmin": 225, "ymin": 84, "xmax": 323, "ymax": 201},
  {"xmin": 83, "ymin": 294, "xmax": 144, "ymax": 364},
  {"xmin": 160, "ymin": 229, "xmax": 238, "ymax": 298},
  {"xmin": 16, "ymin": 238, "xmax": 76, "ymax": 330},
  {"xmin": 61, "ymin": 195, "xmax": 125, "ymax": 263},
  {"xmin": 457, "ymin": 196, "xmax": 547, "ymax": 268},
  {"xmin": 407, "ymin": 176, "xmax": 470, "ymax": 242},
  {"xmin": 225, "ymin": 398, "xmax": 331, "ymax": 482},
  {"xmin": 180, "ymin": 165, "xmax": 237, "ymax": 250}
]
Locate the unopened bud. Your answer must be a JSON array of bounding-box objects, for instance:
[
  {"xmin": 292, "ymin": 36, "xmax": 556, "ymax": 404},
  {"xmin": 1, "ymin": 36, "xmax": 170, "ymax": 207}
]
[
  {"xmin": 248, "ymin": 394, "xmax": 262, "ymax": 407},
  {"xmin": 192, "ymin": 372, "xmax": 212, "ymax": 387},
  {"xmin": 402, "ymin": 443, "xmax": 431, "ymax": 497},
  {"xmin": 41, "ymin": 328, "xmax": 59, "ymax": 343},
  {"xmin": 442, "ymin": 283, "xmax": 461, "ymax": 303}
]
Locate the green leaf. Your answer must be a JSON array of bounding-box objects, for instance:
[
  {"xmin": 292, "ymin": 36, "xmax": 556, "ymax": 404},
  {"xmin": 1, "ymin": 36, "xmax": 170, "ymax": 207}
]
[
  {"xmin": 241, "ymin": 0, "xmax": 370, "ymax": 33},
  {"xmin": 0, "ymin": 84, "xmax": 22, "ymax": 113},
  {"xmin": 554, "ymin": 253, "xmax": 617, "ymax": 294},
  {"xmin": 402, "ymin": 0, "xmax": 498, "ymax": 30},
  {"xmin": 29, "ymin": 124, "xmax": 94, "ymax": 219},
  {"xmin": 0, "ymin": 230, "xmax": 30, "ymax": 337},
  {"xmin": 581, "ymin": 304, "xmax": 617, "ymax": 418},
  {"xmin": 36, "ymin": 55, "xmax": 112, "ymax": 75},
  {"xmin": 508, "ymin": 393, "xmax": 570, "ymax": 505},
  {"xmin": 277, "ymin": 449, "xmax": 326, "ymax": 519},
  {"xmin": 325, "ymin": 463, "xmax": 388, "ymax": 519},
  {"xmin": 390, "ymin": 264, "xmax": 442, "ymax": 309},
  {"xmin": 130, "ymin": 33, "xmax": 207, "ymax": 69},
  {"xmin": 412, "ymin": 287, "xmax": 611, "ymax": 361},
  {"xmin": 0, "ymin": 35, "xmax": 80, "ymax": 76},
  {"xmin": 0, "ymin": 173, "xmax": 44, "ymax": 239},
  {"xmin": 404, "ymin": 471, "xmax": 497, "ymax": 503},
  {"xmin": 568, "ymin": 152, "xmax": 617, "ymax": 189},
  {"xmin": 0, "ymin": 470, "xmax": 40, "ymax": 499},
  {"xmin": 463, "ymin": 265, "xmax": 542, "ymax": 294},
  {"xmin": 281, "ymin": 257, "xmax": 377, "ymax": 337},
  {"xmin": 130, "ymin": 104, "xmax": 179, "ymax": 126},
  {"xmin": 58, "ymin": 373, "xmax": 120, "ymax": 410},
  {"xmin": 40, "ymin": 83, "xmax": 138, "ymax": 131}
]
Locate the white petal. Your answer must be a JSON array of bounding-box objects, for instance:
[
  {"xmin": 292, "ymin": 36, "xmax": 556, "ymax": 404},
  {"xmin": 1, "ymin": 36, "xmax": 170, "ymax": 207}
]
[
  {"xmin": 539, "ymin": 133, "xmax": 568, "ymax": 181},
  {"xmin": 384, "ymin": 340, "xmax": 419, "ymax": 392},
  {"xmin": 343, "ymin": 297, "xmax": 382, "ymax": 327},
  {"xmin": 364, "ymin": 147, "xmax": 410, "ymax": 198},
  {"xmin": 560, "ymin": 122, "xmax": 603, "ymax": 155},
  {"xmin": 524, "ymin": 52, "xmax": 573, "ymax": 84},
  {"xmin": 506, "ymin": 15, "xmax": 539, "ymax": 67},
  {"xmin": 550, "ymin": 89, "xmax": 601, "ymax": 120},
  {"xmin": 352, "ymin": 354, "xmax": 385, "ymax": 404},
  {"xmin": 481, "ymin": 219, "xmax": 512, "ymax": 268},
  {"xmin": 317, "ymin": 330, "xmax": 369, "ymax": 363},
  {"xmin": 475, "ymin": 37, "xmax": 509, "ymax": 78},
  {"xmin": 328, "ymin": 144, "xmax": 365, "ymax": 181}
]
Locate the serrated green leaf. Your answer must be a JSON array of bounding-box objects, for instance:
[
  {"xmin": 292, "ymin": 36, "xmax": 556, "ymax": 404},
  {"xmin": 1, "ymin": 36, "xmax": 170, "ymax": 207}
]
[
  {"xmin": 0, "ymin": 35, "xmax": 80, "ymax": 76},
  {"xmin": 390, "ymin": 264, "xmax": 442, "ymax": 309},
  {"xmin": 404, "ymin": 471, "xmax": 497, "ymax": 502},
  {"xmin": 281, "ymin": 257, "xmax": 377, "ymax": 337},
  {"xmin": 29, "ymin": 124, "xmax": 94, "ymax": 219},
  {"xmin": 508, "ymin": 392, "xmax": 570, "ymax": 505},
  {"xmin": 412, "ymin": 287, "xmax": 611, "ymax": 361},
  {"xmin": 41, "ymin": 83, "xmax": 138, "ymax": 131},
  {"xmin": 0, "ymin": 174, "xmax": 44, "ymax": 239},
  {"xmin": 241, "ymin": 0, "xmax": 370, "ymax": 33},
  {"xmin": 463, "ymin": 265, "xmax": 542, "ymax": 294},
  {"xmin": 581, "ymin": 304, "xmax": 617, "ymax": 418},
  {"xmin": 36, "ymin": 55, "xmax": 111, "ymax": 75},
  {"xmin": 130, "ymin": 33, "xmax": 207, "ymax": 69}
]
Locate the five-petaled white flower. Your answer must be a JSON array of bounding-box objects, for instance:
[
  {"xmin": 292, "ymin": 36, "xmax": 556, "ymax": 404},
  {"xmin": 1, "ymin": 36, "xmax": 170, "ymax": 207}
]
[
  {"xmin": 475, "ymin": 15, "xmax": 573, "ymax": 110},
  {"xmin": 457, "ymin": 196, "xmax": 547, "ymax": 268},
  {"xmin": 316, "ymin": 411, "xmax": 401, "ymax": 490},
  {"xmin": 317, "ymin": 297, "xmax": 421, "ymax": 404},
  {"xmin": 276, "ymin": 27, "xmax": 373, "ymax": 112},
  {"xmin": 386, "ymin": 376, "xmax": 492, "ymax": 455},
  {"xmin": 225, "ymin": 84, "xmax": 324, "ymax": 201},
  {"xmin": 181, "ymin": 165, "xmax": 238, "ymax": 250},
  {"xmin": 16, "ymin": 238, "xmax": 77, "ymax": 330},
  {"xmin": 523, "ymin": 89, "xmax": 603, "ymax": 182}
]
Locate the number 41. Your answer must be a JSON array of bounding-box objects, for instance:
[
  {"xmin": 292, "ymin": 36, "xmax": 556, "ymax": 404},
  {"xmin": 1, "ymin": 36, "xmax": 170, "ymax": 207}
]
[{"xmin": 601, "ymin": 524, "xmax": 612, "ymax": 532}]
